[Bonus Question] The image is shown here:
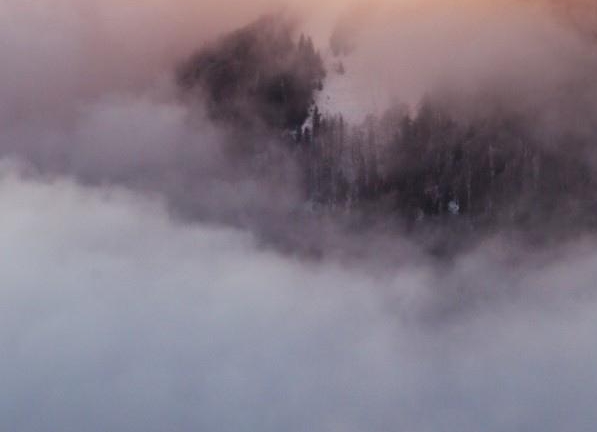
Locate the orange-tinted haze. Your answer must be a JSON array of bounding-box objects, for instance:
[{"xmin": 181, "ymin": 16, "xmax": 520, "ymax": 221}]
[{"xmin": 2, "ymin": 0, "xmax": 594, "ymax": 122}]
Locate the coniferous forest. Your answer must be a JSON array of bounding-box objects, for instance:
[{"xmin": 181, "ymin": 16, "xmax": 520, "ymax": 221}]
[{"xmin": 177, "ymin": 15, "xmax": 597, "ymax": 249}]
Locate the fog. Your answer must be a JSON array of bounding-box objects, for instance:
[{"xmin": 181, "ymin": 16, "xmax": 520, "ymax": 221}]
[
  {"xmin": 321, "ymin": 0, "xmax": 597, "ymax": 122},
  {"xmin": 2, "ymin": 0, "xmax": 597, "ymax": 430},
  {"xmin": 4, "ymin": 0, "xmax": 596, "ymax": 172},
  {"xmin": 2, "ymin": 165, "xmax": 597, "ymax": 432}
]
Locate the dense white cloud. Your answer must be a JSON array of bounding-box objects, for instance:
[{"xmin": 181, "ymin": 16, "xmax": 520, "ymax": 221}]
[{"xmin": 1, "ymin": 166, "xmax": 597, "ymax": 432}]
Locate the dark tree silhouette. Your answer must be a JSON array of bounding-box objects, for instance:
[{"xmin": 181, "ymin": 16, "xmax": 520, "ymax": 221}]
[{"xmin": 178, "ymin": 15, "xmax": 325, "ymax": 132}]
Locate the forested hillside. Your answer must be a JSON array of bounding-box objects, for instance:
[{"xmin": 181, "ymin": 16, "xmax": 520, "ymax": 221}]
[{"xmin": 177, "ymin": 14, "xmax": 597, "ymax": 245}]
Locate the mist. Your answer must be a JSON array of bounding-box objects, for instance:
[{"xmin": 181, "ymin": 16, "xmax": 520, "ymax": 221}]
[
  {"xmin": 2, "ymin": 0, "xmax": 597, "ymax": 430},
  {"xmin": 322, "ymin": 0, "xmax": 597, "ymax": 119},
  {"xmin": 2, "ymin": 165, "xmax": 597, "ymax": 432}
]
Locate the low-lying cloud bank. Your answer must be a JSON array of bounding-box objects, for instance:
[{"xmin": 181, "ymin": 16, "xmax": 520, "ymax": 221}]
[
  {"xmin": 1, "ymin": 166, "xmax": 597, "ymax": 432},
  {"xmin": 3, "ymin": 1, "xmax": 597, "ymax": 429}
]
